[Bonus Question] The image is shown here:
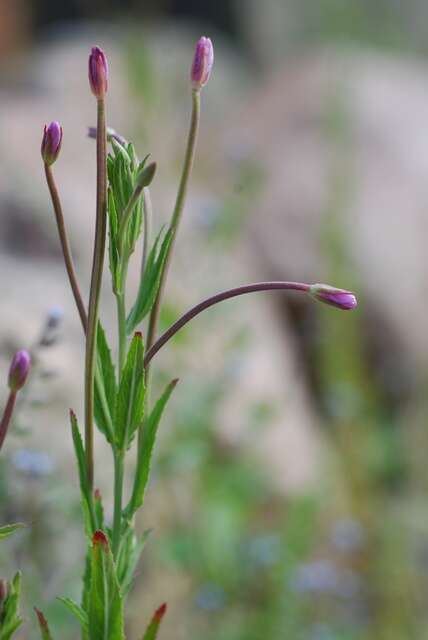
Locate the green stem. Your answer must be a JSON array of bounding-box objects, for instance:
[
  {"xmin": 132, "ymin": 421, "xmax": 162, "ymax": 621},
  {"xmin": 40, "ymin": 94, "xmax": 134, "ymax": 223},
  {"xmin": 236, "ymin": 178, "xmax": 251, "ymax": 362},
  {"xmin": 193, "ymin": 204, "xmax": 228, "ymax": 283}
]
[
  {"xmin": 112, "ymin": 451, "xmax": 124, "ymax": 558},
  {"xmin": 141, "ymin": 186, "xmax": 152, "ymax": 277},
  {"xmin": 145, "ymin": 89, "xmax": 201, "ymax": 358},
  {"xmin": 84, "ymin": 98, "xmax": 107, "ymax": 490},
  {"xmin": 116, "ymin": 289, "xmax": 127, "ymax": 374}
]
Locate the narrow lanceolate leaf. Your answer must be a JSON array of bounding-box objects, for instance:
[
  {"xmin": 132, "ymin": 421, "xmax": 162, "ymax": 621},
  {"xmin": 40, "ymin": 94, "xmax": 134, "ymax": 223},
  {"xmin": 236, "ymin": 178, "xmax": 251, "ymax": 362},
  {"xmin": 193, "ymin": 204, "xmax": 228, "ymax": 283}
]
[
  {"xmin": 94, "ymin": 323, "xmax": 117, "ymax": 443},
  {"xmin": 124, "ymin": 380, "xmax": 177, "ymax": 520},
  {"xmin": 0, "ymin": 523, "xmax": 26, "ymax": 540},
  {"xmin": 126, "ymin": 227, "xmax": 173, "ymax": 334},
  {"xmin": 141, "ymin": 604, "xmax": 167, "ymax": 640},
  {"xmin": 88, "ymin": 530, "xmax": 124, "ymax": 640},
  {"xmin": 34, "ymin": 608, "xmax": 53, "ymax": 640},
  {"xmin": 107, "ymin": 187, "xmax": 120, "ymax": 293},
  {"xmin": 116, "ymin": 527, "xmax": 151, "ymax": 596},
  {"xmin": 57, "ymin": 597, "xmax": 88, "ymax": 634},
  {"xmin": 115, "ymin": 333, "xmax": 145, "ymax": 451},
  {"xmin": 0, "ymin": 573, "xmax": 23, "ymax": 640}
]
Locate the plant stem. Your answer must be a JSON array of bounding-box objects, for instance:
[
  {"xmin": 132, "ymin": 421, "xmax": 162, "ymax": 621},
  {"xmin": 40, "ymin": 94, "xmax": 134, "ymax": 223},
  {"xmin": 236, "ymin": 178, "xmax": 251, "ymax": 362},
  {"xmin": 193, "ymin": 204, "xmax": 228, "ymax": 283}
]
[
  {"xmin": 144, "ymin": 281, "xmax": 311, "ymax": 367},
  {"xmin": 0, "ymin": 391, "xmax": 17, "ymax": 451},
  {"xmin": 116, "ymin": 289, "xmax": 127, "ymax": 374},
  {"xmin": 141, "ymin": 186, "xmax": 152, "ymax": 277},
  {"xmin": 112, "ymin": 451, "xmax": 124, "ymax": 557},
  {"xmin": 84, "ymin": 98, "xmax": 107, "ymax": 490},
  {"xmin": 145, "ymin": 89, "xmax": 201, "ymax": 358},
  {"xmin": 44, "ymin": 164, "xmax": 87, "ymax": 332}
]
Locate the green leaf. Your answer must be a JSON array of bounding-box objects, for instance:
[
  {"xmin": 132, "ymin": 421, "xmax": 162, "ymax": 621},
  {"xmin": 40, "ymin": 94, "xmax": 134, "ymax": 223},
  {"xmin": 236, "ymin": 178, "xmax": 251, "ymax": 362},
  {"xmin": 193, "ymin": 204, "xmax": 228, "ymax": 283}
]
[
  {"xmin": 57, "ymin": 597, "xmax": 88, "ymax": 634},
  {"xmin": 116, "ymin": 527, "xmax": 151, "ymax": 596},
  {"xmin": 126, "ymin": 227, "xmax": 173, "ymax": 334},
  {"xmin": 124, "ymin": 380, "xmax": 177, "ymax": 520},
  {"xmin": 94, "ymin": 490, "xmax": 105, "ymax": 531},
  {"xmin": 34, "ymin": 608, "xmax": 53, "ymax": 640},
  {"xmin": 88, "ymin": 531, "xmax": 124, "ymax": 640},
  {"xmin": 94, "ymin": 323, "xmax": 116, "ymax": 444},
  {"xmin": 0, "ymin": 523, "xmax": 25, "ymax": 540},
  {"xmin": 70, "ymin": 411, "xmax": 95, "ymax": 535},
  {"xmin": 107, "ymin": 188, "xmax": 120, "ymax": 293},
  {"xmin": 141, "ymin": 604, "xmax": 167, "ymax": 640},
  {"xmin": 115, "ymin": 333, "xmax": 145, "ymax": 450},
  {"xmin": 0, "ymin": 573, "xmax": 23, "ymax": 640}
]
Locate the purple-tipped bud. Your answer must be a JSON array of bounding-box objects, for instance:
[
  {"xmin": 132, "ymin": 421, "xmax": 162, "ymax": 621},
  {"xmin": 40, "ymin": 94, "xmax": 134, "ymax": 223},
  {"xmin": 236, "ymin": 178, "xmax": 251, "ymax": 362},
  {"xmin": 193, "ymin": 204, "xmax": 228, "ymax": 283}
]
[
  {"xmin": 88, "ymin": 46, "xmax": 108, "ymax": 99},
  {"xmin": 41, "ymin": 122, "xmax": 62, "ymax": 165},
  {"xmin": 191, "ymin": 36, "xmax": 214, "ymax": 90},
  {"xmin": 8, "ymin": 350, "xmax": 31, "ymax": 392},
  {"xmin": 310, "ymin": 284, "xmax": 357, "ymax": 311}
]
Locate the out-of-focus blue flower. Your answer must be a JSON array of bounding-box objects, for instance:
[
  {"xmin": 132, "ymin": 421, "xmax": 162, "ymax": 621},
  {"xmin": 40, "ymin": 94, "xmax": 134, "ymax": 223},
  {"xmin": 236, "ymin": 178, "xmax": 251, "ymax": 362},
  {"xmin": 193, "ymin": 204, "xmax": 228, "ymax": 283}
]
[
  {"xmin": 331, "ymin": 519, "xmax": 366, "ymax": 553},
  {"xmin": 244, "ymin": 533, "xmax": 281, "ymax": 567},
  {"xmin": 291, "ymin": 560, "xmax": 361, "ymax": 599},
  {"xmin": 12, "ymin": 449, "xmax": 54, "ymax": 478},
  {"xmin": 194, "ymin": 583, "xmax": 226, "ymax": 611}
]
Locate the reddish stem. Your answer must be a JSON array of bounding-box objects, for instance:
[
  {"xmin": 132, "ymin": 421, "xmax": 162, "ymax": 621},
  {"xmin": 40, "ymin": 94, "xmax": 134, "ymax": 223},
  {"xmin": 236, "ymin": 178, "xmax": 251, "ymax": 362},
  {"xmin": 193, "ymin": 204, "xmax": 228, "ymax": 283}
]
[{"xmin": 0, "ymin": 391, "xmax": 17, "ymax": 451}]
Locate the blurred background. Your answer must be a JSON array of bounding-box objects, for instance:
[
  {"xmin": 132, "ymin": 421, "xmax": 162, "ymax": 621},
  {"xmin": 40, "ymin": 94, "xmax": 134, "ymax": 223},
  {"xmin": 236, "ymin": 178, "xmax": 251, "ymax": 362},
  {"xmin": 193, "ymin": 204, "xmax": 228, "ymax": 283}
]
[{"xmin": 1, "ymin": 0, "xmax": 428, "ymax": 638}]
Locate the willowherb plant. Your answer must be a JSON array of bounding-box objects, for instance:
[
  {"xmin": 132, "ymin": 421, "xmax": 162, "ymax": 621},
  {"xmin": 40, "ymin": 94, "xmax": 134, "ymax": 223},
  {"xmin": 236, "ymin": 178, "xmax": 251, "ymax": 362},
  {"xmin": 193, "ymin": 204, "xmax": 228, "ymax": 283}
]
[{"xmin": 0, "ymin": 37, "xmax": 357, "ymax": 638}]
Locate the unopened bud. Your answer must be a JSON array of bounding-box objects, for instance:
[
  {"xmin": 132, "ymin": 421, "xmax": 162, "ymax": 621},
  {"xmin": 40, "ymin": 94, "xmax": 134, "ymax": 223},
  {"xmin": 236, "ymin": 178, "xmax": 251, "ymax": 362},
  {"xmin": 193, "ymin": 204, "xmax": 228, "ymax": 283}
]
[
  {"xmin": 191, "ymin": 36, "xmax": 214, "ymax": 90},
  {"xmin": 8, "ymin": 350, "xmax": 31, "ymax": 392},
  {"xmin": 88, "ymin": 46, "xmax": 108, "ymax": 99},
  {"xmin": 41, "ymin": 122, "xmax": 62, "ymax": 165},
  {"xmin": 136, "ymin": 162, "xmax": 156, "ymax": 188},
  {"xmin": 309, "ymin": 284, "xmax": 357, "ymax": 311}
]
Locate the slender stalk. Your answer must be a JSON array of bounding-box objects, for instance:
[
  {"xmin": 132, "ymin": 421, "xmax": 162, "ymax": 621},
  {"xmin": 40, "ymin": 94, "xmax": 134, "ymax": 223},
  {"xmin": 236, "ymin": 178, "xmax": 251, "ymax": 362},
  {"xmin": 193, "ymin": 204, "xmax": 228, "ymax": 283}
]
[
  {"xmin": 84, "ymin": 98, "xmax": 107, "ymax": 490},
  {"xmin": 44, "ymin": 164, "xmax": 87, "ymax": 332},
  {"xmin": 144, "ymin": 281, "xmax": 310, "ymax": 367},
  {"xmin": 0, "ymin": 391, "xmax": 17, "ymax": 451},
  {"xmin": 112, "ymin": 451, "xmax": 124, "ymax": 557},
  {"xmin": 141, "ymin": 186, "xmax": 152, "ymax": 277},
  {"xmin": 116, "ymin": 290, "xmax": 127, "ymax": 374},
  {"xmin": 145, "ymin": 89, "xmax": 201, "ymax": 357}
]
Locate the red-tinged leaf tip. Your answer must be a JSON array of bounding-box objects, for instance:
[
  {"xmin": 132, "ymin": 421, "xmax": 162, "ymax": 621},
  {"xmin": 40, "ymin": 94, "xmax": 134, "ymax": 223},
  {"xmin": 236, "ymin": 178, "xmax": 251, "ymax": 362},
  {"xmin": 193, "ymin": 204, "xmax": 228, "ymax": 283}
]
[
  {"xmin": 171, "ymin": 378, "xmax": 179, "ymax": 386},
  {"xmin": 134, "ymin": 331, "xmax": 143, "ymax": 339},
  {"xmin": 69, "ymin": 408, "xmax": 76, "ymax": 420},
  {"xmin": 94, "ymin": 488, "xmax": 101, "ymax": 500},
  {"xmin": 34, "ymin": 608, "xmax": 48, "ymax": 629},
  {"xmin": 92, "ymin": 529, "xmax": 109, "ymax": 547},
  {"xmin": 153, "ymin": 602, "xmax": 167, "ymax": 623}
]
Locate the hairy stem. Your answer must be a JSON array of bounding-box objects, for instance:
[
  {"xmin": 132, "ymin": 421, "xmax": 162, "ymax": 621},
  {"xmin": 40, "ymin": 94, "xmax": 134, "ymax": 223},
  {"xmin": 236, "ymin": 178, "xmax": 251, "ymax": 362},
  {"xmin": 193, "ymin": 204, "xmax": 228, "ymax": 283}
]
[
  {"xmin": 144, "ymin": 281, "xmax": 310, "ymax": 367},
  {"xmin": 84, "ymin": 98, "xmax": 107, "ymax": 490},
  {"xmin": 44, "ymin": 164, "xmax": 87, "ymax": 332}
]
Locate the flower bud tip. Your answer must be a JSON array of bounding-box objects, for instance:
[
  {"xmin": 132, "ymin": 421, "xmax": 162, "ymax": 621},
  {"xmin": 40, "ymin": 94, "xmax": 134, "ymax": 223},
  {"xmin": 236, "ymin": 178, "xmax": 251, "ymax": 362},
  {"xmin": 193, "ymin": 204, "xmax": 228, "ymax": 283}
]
[
  {"xmin": 8, "ymin": 350, "xmax": 31, "ymax": 392},
  {"xmin": 93, "ymin": 529, "xmax": 109, "ymax": 547},
  {"xmin": 88, "ymin": 46, "xmax": 108, "ymax": 99},
  {"xmin": 309, "ymin": 284, "xmax": 357, "ymax": 311},
  {"xmin": 191, "ymin": 36, "xmax": 214, "ymax": 89},
  {"xmin": 136, "ymin": 162, "xmax": 156, "ymax": 189},
  {"xmin": 41, "ymin": 121, "xmax": 62, "ymax": 165}
]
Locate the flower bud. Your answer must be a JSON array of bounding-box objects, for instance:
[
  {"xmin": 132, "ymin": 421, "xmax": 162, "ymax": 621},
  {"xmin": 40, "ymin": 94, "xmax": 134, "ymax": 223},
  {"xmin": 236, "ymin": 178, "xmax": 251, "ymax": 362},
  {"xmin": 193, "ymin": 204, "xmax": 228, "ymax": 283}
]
[
  {"xmin": 88, "ymin": 46, "xmax": 108, "ymax": 99},
  {"xmin": 136, "ymin": 162, "xmax": 157, "ymax": 189},
  {"xmin": 8, "ymin": 350, "xmax": 31, "ymax": 392},
  {"xmin": 41, "ymin": 122, "xmax": 62, "ymax": 165},
  {"xmin": 309, "ymin": 284, "xmax": 357, "ymax": 311},
  {"xmin": 191, "ymin": 36, "xmax": 214, "ymax": 90}
]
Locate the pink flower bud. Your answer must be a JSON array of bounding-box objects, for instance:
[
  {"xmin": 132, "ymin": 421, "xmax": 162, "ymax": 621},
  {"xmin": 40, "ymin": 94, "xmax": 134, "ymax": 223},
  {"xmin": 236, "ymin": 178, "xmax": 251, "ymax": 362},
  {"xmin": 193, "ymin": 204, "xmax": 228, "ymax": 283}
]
[
  {"xmin": 8, "ymin": 350, "xmax": 31, "ymax": 392},
  {"xmin": 88, "ymin": 46, "xmax": 108, "ymax": 99},
  {"xmin": 309, "ymin": 284, "xmax": 357, "ymax": 311},
  {"xmin": 191, "ymin": 36, "xmax": 214, "ymax": 90},
  {"xmin": 41, "ymin": 121, "xmax": 62, "ymax": 165}
]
